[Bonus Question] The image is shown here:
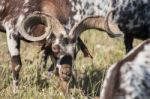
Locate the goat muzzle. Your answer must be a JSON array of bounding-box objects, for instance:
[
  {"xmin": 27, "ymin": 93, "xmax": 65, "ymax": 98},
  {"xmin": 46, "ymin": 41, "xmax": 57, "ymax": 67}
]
[{"xmin": 52, "ymin": 44, "xmax": 61, "ymax": 57}]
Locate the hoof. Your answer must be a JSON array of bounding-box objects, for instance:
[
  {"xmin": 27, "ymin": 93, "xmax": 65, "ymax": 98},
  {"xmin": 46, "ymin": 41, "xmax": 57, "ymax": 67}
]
[{"xmin": 12, "ymin": 80, "xmax": 19, "ymax": 94}]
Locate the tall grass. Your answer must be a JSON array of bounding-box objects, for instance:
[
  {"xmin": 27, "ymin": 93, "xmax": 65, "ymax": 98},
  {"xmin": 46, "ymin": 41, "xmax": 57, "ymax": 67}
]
[{"xmin": 0, "ymin": 30, "xmax": 141, "ymax": 99}]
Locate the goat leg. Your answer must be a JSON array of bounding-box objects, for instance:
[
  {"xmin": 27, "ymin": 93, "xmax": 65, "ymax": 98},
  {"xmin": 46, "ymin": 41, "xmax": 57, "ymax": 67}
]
[
  {"xmin": 124, "ymin": 34, "xmax": 134, "ymax": 53},
  {"xmin": 39, "ymin": 48, "xmax": 50, "ymax": 69},
  {"xmin": 77, "ymin": 37, "xmax": 93, "ymax": 58},
  {"xmin": 6, "ymin": 25, "xmax": 21, "ymax": 94}
]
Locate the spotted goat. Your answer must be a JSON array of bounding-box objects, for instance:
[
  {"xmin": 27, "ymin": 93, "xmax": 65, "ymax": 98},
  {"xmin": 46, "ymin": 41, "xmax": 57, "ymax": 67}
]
[
  {"xmin": 1, "ymin": 0, "xmax": 135, "ymax": 93},
  {"xmin": 67, "ymin": 0, "xmax": 150, "ymax": 53},
  {"xmin": 100, "ymin": 39, "xmax": 150, "ymax": 99},
  {"xmin": 0, "ymin": 0, "xmax": 97, "ymax": 93},
  {"xmin": 45, "ymin": 0, "xmax": 150, "ymax": 94}
]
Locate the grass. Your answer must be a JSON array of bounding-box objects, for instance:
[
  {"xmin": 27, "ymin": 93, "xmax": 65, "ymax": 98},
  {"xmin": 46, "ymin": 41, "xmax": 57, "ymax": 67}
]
[{"xmin": 0, "ymin": 30, "xmax": 141, "ymax": 99}]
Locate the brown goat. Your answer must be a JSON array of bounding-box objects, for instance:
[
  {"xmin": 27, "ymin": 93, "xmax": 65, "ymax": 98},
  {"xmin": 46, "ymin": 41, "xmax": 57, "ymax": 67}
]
[
  {"xmin": 0, "ymin": 0, "xmax": 124, "ymax": 93},
  {"xmin": 0, "ymin": 0, "xmax": 92, "ymax": 93}
]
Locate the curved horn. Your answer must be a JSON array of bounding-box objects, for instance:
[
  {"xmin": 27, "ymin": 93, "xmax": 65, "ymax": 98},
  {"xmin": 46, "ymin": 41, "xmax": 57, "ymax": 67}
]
[
  {"xmin": 69, "ymin": 10, "xmax": 122, "ymax": 42},
  {"xmin": 105, "ymin": 9, "xmax": 122, "ymax": 37},
  {"xmin": 19, "ymin": 12, "xmax": 65, "ymax": 42}
]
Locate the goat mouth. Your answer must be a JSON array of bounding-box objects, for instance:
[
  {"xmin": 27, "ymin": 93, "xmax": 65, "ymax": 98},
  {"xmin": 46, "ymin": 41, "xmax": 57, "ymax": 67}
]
[
  {"xmin": 56, "ymin": 55, "xmax": 73, "ymax": 81},
  {"xmin": 59, "ymin": 64, "xmax": 72, "ymax": 81}
]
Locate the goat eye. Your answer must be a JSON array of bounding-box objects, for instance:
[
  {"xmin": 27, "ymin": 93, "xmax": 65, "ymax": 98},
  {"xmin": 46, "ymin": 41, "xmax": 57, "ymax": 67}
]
[
  {"xmin": 62, "ymin": 38, "xmax": 69, "ymax": 44},
  {"xmin": 50, "ymin": 34, "xmax": 56, "ymax": 42}
]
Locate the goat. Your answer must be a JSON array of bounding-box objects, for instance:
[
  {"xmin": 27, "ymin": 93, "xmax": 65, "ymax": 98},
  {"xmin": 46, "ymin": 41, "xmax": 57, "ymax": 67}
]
[
  {"xmin": 0, "ymin": 0, "xmax": 125, "ymax": 93},
  {"xmin": 66, "ymin": 0, "xmax": 150, "ymax": 53},
  {"xmin": 36, "ymin": 0, "xmax": 150, "ymax": 93},
  {"xmin": 100, "ymin": 39, "xmax": 150, "ymax": 99},
  {"xmin": 0, "ymin": 0, "xmax": 94, "ymax": 93}
]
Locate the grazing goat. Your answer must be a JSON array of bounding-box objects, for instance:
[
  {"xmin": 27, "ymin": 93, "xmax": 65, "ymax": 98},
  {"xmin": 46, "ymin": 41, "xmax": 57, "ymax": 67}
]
[
  {"xmin": 100, "ymin": 39, "xmax": 150, "ymax": 99},
  {"xmin": 0, "ymin": 0, "xmax": 95, "ymax": 93},
  {"xmin": 67, "ymin": 0, "xmax": 150, "ymax": 53},
  {"xmin": 0, "ymin": 0, "xmax": 127, "ymax": 93},
  {"xmin": 35, "ymin": 0, "xmax": 150, "ymax": 93}
]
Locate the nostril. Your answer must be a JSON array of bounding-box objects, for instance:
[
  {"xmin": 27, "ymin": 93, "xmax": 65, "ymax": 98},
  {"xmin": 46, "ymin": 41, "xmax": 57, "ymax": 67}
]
[{"xmin": 52, "ymin": 45, "xmax": 60, "ymax": 52}]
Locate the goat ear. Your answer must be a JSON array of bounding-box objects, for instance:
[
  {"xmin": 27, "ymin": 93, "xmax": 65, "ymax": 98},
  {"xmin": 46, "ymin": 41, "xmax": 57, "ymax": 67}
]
[{"xmin": 77, "ymin": 38, "xmax": 93, "ymax": 58}]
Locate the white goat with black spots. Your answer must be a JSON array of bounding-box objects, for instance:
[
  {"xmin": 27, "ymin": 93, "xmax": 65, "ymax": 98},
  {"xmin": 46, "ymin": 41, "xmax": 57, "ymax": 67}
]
[
  {"xmin": 67, "ymin": 0, "xmax": 150, "ymax": 53},
  {"xmin": 100, "ymin": 39, "xmax": 150, "ymax": 99}
]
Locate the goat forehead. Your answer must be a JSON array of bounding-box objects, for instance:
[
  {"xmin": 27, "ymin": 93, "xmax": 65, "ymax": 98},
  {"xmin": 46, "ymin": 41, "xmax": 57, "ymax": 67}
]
[
  {"xmin": 55, "ymin": 32, "xmax": 68, "ymax": 38},
  {"xmin": 54, "ymin": 38, "xmax": 60, "ymax": 45},
  {"xmin": 66, "ymin": 44, "xmax": 75, "ymax": 52}
]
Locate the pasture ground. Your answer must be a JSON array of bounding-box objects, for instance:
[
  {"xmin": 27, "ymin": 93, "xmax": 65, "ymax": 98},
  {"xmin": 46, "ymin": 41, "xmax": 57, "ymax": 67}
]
[{"xmin": 0, "ymin": 31, "xmax": 141, "ymax": 99}]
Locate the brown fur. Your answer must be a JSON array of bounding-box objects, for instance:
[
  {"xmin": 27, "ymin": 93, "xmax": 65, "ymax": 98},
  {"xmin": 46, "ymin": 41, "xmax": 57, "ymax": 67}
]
[
  {"xmin": 41, "ymin": 0, "xmax": 72, "ymax": 24},
  {"xmin": 0, "ymin": 0, "xmax": 92, "ymax": 93}
]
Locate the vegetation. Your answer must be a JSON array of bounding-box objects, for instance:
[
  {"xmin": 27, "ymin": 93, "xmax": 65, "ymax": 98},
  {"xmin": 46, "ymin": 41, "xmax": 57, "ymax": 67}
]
[{"xmin": 0, "ymin": 30, "xmax": 141, "ymax": 99}]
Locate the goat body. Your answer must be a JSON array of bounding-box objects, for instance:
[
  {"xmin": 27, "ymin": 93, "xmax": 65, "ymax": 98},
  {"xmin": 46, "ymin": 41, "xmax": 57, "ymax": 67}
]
[
  {"xmin": 68, "ymin": 0, "xmax": 150, "ymax": 52},
  {"xmin": 100, "ymin": 39, "xmax": 150, "ymax": 99},
  {"xmin": 2, "ymin": 0, "xmax": 149, "ymax": 93},
  {"xmin": 0, "ymin": 0, "xmax": 92, "ymax": 93}
]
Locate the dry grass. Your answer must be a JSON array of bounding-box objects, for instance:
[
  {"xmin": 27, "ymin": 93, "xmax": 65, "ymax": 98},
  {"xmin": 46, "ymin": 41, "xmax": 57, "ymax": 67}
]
[{"xmin": 0, "ymin": 30, "xmax": 141, "ymax": 99}]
